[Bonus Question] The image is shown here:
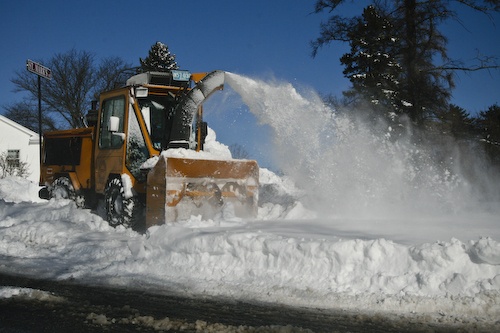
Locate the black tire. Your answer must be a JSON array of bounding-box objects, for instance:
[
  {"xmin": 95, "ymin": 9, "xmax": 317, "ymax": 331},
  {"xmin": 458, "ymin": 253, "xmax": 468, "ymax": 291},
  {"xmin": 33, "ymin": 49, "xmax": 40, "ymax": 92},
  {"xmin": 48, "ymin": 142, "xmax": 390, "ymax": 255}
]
[
  {"xmin": 50, "ymin": 176, "xmax": 85, "ymax": 208},
  {"xmin": 104, "ymin": 177, "xmax": 141, "ymax": 229}
]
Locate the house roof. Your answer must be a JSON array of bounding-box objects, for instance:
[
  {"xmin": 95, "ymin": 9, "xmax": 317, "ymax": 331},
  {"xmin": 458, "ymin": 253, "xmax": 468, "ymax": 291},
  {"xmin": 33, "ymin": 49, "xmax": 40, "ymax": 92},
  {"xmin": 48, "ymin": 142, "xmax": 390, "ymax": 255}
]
[{"xmin": 0, "ymin": 113, "xmax": 39, "ymax": 138}]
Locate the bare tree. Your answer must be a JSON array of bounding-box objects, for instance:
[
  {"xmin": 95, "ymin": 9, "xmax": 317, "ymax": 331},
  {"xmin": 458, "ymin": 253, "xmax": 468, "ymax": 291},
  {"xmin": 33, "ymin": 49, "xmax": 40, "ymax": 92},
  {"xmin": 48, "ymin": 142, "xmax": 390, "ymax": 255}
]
[
  {"xmin": 7, "ymin": 48, "xmax": 133, "ymax": 130},
  {"xmin": 93, "ymin": 56, "xmax": 137, "ymax": 99},
  {"xmin": 229, "ymin": 143, "xmax": 251, "ymax": 159},
  {"xmin": 3, "ymin": 99, "xmax": 57, "ymax": 133},
  {"xmin": 0, "ymin": 151, "xmax": 30, "ymax": 179}
]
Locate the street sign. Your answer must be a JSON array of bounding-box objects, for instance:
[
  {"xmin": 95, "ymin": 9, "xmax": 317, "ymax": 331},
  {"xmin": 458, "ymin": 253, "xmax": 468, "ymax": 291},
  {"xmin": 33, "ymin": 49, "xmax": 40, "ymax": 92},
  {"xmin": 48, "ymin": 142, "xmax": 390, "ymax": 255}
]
[{"xmin": 26, "ymin": 59, "xmax": 52, "ymax": 80}]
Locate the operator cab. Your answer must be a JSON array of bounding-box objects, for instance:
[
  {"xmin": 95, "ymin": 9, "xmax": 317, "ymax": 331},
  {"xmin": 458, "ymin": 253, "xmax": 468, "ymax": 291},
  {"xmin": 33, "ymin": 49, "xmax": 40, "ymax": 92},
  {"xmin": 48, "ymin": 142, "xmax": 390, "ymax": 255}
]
[{"xmin": 127, "ymin": 71, "xmax": 194, "ymax": 151}]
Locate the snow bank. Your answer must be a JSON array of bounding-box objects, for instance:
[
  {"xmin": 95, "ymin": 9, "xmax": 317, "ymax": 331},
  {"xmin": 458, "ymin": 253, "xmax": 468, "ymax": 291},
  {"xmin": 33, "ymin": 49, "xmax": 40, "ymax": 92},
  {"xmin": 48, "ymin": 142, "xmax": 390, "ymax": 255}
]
[
  {"xmin": 0, "ymin": 176, "xmax": 43, "ymax": 203},
  {"xmin": 0, "ymin": 176, "xmax": 500, "ymax": 324},
  {"xmin": 122, "ymin": 223, "xmax": 500, "ymax": 318},
  {"xmin": 0, "ymin": 286, "xmax": 65, "ymax": 302}
]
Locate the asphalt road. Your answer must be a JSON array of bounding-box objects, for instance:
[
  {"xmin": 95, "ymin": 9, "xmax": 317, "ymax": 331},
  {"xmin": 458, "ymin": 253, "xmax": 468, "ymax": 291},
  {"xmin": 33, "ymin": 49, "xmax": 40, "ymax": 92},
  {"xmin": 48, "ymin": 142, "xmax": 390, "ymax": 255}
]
[{"xmin": 0, "ymin": 273, "xmax": 495, "ymax": 332}]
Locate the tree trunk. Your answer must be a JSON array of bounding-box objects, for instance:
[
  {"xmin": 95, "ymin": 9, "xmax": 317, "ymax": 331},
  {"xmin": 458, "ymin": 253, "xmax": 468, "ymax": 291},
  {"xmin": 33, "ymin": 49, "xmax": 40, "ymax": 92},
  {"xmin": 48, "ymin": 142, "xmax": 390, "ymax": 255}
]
[{"xmin": 403, "ymin": 0, "xmax": 422, "ymax": 128}]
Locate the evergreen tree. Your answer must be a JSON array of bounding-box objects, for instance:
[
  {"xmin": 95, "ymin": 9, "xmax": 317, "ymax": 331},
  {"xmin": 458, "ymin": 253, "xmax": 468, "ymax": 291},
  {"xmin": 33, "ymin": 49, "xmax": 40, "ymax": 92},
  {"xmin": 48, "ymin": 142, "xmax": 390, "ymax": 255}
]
[
  {"xmin": 396, "ymin": 0, "xmax": 454, "ymax": 127},
  {"xmin": 434, "ymin": 104, "xmax": 475, "ymax": 140},
  {"xmin": 312, "ymin": 0, "xmax": 499, "ymax": 129},
  {"xmin": 476, "ymin": 104, "xmax": 500, "ymax": 145},
  {"xmin": 340, "ymin": 5, "xmax": 402, "ymax": 124},
  {"xmin": 139, "ymin": 42, "xmax": 179, "ymax": 73},
  {"xmin": 475, "ymin": 104, "xmax": 500, "ymax": 165}
]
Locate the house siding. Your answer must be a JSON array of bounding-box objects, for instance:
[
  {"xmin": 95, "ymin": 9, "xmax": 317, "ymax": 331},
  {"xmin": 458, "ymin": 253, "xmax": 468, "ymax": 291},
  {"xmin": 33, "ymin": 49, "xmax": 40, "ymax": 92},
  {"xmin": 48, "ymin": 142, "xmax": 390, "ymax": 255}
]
[{"xmin": 0, "ymin": 114, "xmax": 41, "ymax": 183}]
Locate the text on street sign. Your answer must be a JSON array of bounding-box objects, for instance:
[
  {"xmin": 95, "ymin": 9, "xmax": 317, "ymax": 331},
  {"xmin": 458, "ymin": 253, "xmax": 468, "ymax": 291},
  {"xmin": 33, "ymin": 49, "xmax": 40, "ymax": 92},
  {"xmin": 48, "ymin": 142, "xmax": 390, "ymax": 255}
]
[{"xmin": 26, "ymin": 59, "xmax": 52, "ymax": 80}]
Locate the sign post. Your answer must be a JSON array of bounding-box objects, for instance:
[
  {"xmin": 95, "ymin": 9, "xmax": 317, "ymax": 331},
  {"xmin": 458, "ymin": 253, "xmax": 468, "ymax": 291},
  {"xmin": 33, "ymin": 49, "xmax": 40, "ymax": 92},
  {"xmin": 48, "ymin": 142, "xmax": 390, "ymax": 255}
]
[{"xmin": 26, "ymin": 59, "xmax": 52, "ymax": 167}]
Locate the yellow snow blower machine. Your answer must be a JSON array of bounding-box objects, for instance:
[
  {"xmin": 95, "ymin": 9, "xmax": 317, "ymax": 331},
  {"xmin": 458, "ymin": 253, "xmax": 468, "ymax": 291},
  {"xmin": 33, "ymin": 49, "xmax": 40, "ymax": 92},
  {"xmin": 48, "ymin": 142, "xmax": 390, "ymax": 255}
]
[{"xmin": 39, "ymin": 70, "xmax": 259, "ymax": 230}]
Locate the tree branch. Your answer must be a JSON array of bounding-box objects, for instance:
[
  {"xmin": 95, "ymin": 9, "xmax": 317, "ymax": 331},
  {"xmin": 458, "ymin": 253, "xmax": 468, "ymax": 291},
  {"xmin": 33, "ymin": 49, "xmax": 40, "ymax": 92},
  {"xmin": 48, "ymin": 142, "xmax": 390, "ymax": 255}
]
[{"xmin": 432, "ymin": 51, "xmax": 499, "ymax": 72}]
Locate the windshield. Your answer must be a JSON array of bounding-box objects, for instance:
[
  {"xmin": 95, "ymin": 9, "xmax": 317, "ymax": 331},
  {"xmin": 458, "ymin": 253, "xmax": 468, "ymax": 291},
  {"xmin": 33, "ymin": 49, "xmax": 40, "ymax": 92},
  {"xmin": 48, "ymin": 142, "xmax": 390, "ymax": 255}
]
[{"xmin": 137, "ymin": 93, "xmax": 177, "ymax": 151}]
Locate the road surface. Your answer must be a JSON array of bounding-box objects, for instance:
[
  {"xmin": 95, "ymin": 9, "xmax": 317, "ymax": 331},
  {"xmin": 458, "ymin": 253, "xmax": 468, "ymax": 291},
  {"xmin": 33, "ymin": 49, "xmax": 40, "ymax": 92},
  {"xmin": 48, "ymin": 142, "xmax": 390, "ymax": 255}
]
[{"xmin": 0, "ymin": 273, "xmax": 493, "ymax": 332}]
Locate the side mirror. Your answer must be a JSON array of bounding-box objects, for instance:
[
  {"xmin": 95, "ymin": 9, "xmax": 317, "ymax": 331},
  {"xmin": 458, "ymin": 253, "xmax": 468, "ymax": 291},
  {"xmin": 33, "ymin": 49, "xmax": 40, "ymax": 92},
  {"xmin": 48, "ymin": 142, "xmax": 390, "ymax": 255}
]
[
  {"xmin": 108, "ymin": 116, "xmax": 120, "ymax": 132},
  {"xmin": 108, "ymin": 116, "xmax": 126, "ymax": 141}
]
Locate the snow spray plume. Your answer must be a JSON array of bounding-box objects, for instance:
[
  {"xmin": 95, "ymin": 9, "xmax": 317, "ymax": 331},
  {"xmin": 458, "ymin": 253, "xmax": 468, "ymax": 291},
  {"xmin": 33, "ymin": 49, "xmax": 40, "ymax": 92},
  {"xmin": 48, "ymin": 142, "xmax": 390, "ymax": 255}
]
[{"xmin": 224, "ymin": 72, "xmax": 499, "ymax": 218}]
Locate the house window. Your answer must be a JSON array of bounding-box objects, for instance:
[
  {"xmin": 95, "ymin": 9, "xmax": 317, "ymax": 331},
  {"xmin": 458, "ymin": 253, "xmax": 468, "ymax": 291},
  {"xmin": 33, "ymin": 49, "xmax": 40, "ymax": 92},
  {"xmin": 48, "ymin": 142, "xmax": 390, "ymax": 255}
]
[{"xmin": 7, "ymin": 150, "xmax": 20, "ymax": 168}]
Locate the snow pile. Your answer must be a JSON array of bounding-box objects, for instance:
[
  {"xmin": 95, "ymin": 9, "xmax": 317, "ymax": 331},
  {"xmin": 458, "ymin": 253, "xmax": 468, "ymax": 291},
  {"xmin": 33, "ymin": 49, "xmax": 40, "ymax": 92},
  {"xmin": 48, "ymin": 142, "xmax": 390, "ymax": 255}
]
[
  {"xmin": 162, "ymin": 127, "xmax": 232, "ymax": 160},
  {"xmin": 258, "ymin": 168, "xmax": 312, "ymax": 220},
  {"xmin": 0, "ymin": 176, "xmax": 43, "ymax": 203},
  {"xmin": 140, "ymin": 127, "xmax": 233, "ymax": 170},
  {"xmin": 0, "ymin": 286, "xmax": 65, "ymax": 302},
  {"xmin": 469, "ymin": 237, "xmax": 500, "ymax": 265},
  {"xmin": 125, "ymin": 222, "xmax": 500, "ymax": 308},
  {"xmin": 0, "ymin": 176, "xmax": 500, "ymax": 323}
]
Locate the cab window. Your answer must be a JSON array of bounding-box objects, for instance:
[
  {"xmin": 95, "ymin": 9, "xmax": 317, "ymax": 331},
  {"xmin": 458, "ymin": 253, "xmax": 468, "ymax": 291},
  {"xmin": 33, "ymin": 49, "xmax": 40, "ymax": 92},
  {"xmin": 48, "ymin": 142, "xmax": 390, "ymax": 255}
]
[
  {"xmin": 137, "ymin": 94, "xmax": 177, "ymax": 151},
  {"xmin": 126, "ymin": 102, "xmax": 149, "ymax": 182},
  {"xmin": 99, "ymin": 96, "xmax": 125, "ymax": 149}
]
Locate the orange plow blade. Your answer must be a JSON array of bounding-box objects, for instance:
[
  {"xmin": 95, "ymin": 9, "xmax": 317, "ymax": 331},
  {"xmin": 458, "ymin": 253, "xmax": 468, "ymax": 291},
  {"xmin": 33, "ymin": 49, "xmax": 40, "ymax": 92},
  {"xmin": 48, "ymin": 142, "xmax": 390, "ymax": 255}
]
[{"xmin": 146, "ymin": 156, "xmax": 259, "ymax": 228}]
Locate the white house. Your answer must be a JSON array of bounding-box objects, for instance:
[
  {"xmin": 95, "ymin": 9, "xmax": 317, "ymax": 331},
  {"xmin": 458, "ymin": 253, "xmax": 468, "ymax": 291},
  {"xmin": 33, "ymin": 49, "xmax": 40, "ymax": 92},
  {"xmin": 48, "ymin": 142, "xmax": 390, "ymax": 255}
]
[{"xmin": 0, "ymin": 114, "xmax": 41, "ymax": 183}]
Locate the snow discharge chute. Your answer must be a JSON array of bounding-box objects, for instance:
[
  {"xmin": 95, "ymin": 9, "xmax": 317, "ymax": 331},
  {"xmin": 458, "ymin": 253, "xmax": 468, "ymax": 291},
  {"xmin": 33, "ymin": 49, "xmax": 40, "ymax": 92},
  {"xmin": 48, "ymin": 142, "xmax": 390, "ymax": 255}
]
[{"xmin": 167, "ymin": 70, "xmax": 225, "ymax": 148}]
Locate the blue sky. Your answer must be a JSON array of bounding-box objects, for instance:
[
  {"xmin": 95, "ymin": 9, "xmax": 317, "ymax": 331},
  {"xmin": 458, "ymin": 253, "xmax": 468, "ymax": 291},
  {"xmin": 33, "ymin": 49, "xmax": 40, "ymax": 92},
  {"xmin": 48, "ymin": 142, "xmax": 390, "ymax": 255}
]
[{"xmin": 1, "ymin": 0, "xmax": 499, "ymax": 169}]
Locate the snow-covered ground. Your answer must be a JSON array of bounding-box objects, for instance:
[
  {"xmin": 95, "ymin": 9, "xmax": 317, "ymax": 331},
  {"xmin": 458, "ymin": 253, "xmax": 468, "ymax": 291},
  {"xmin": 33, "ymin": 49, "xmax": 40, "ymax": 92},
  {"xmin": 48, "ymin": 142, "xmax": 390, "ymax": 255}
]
[
  {"xmin": 1, "ymin": 73, "xmax": 499, "ymax": 328},
  {"xmin": 1, "ymin": 174, "xmax": 499, "ymax": 326}
]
